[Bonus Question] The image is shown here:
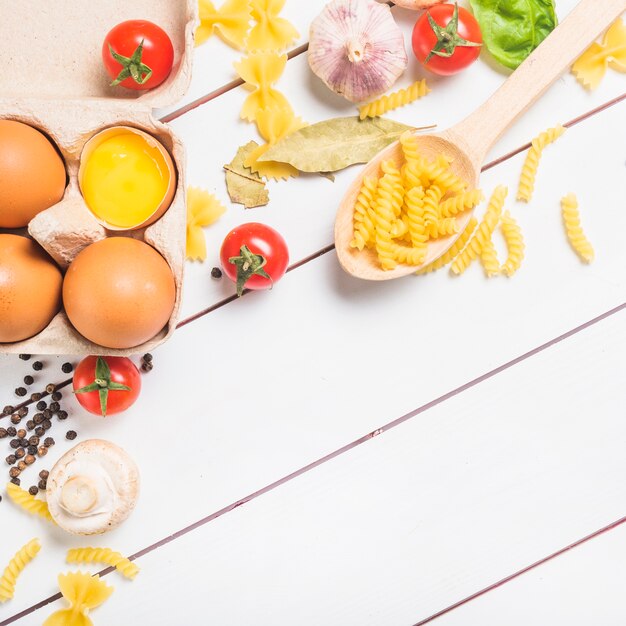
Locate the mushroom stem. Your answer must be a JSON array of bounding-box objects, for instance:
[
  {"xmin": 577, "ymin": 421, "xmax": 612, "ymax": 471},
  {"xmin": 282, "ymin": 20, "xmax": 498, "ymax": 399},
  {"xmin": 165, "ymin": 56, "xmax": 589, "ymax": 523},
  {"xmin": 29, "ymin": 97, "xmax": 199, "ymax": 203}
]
[{"xmin": 61, "ymin": 475, "xmax": 98, "ymax": 515}]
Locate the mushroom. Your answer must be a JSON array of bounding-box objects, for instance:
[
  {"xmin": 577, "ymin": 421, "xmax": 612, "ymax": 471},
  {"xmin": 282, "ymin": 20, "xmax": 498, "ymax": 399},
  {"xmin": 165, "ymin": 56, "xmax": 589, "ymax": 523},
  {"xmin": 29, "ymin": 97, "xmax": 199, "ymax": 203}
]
[
  {"xmin": 47, "ymin": 439, "xmax": 139, "ymax": 535},
  {"xmin": 308, "ymin": 0, "xmax": 408, "ymax": 103}
]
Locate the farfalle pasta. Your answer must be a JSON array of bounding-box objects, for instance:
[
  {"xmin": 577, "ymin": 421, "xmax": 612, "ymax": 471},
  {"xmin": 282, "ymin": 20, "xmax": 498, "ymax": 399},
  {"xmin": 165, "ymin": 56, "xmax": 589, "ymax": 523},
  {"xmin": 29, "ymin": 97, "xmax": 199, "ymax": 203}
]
[
  {"xmin": 572, "ymin": 18, "xmax": 626, "ymax": 90},
  {"xmin": 358, "ymin": 79, "xmax": 430, "ymax": 120},
  {"xmin": 561, "ymin": 193, "xmax": 594, "ymax": 263},
  {"xmin": 246, "ymin": 0, "xmax": 299, "ymax": 52},
  {"xmin": 197, "ymin": 0, "xmax": 252, "ymax": 49},
  {"xmin": 6, "ymin": 482, "xmax": 54, "ymax": 523},
  {"xmin": 234, "ymin": 52, "xmax": 291, "ymax": 122},
  {"xmin": 517, "ymin": 124, "xmax": 566, "ymax": 202},
  {"xmin": 186, "ymin": 188, "xmax": 227, "ymax": 261},
  {"xmin": 0, "ymin": 538, "xmax": 41, "ymax": 602},
  {"xmin": 43, "ymin": 572, "xmax": 114, "ymax": 626},
  {"xmin": 67, "ymin": 548, "xmax": 139, "ymax": 581}
]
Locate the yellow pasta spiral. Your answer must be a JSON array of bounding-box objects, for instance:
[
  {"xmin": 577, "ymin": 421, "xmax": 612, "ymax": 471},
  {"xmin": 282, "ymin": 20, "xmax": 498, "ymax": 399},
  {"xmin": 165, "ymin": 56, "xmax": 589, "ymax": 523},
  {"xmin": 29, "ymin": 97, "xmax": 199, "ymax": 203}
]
[
  {"xmin": 439, "ymin": 188, "xmax": 484, "ymax": 217},
  {"xmin": 393, "ymin": 244, "xmax": 427, "ymax": 265},
  {"xmin": 350, "ymin": 176, "xmax": 378, "ymax": 251},
  {"xmin": 500, "ymin": 211, "xmax": 525, "ymax": 276},
  {"xmin": 431, "ymin": 217, "xmax": 459, "ymax": 239},
  {"xmin": 479, "ymin": 238, "xmax": 500, "ymax": 277},
  {"xmin": 0, "ymin": 538, "xmax": 41, "ymax": 602},
  {"xmin": 423, "ymin": 186, "xmax": 443, "ymax": 237},
  {"xmin": 425, "ymin": 160, "xmax": 467, "ymax": 195},
  {"xmin": 67, "ymin": 548, "xmax": 140, "ymax": 581},
  {"xmin": 417, "ymin": 217, "xmax": 478, "ymax": 274},
  {"xmin": 451, "ymin": 185, "xmax": 507, "ymax": 275},
  {"xmin": 6, "ymin": 482, "xmax": 54, "ymax": 523},
  {"xmin": 517, "ymin": 124, "xmax": 566, "ymax": 202},
  {"xmin": 403, "ymin": 186, "xmax": 427, "ymax": 250},
  {"xmin": 373, "ymin": 161, "xmax": 404, "ymax": 270},
  {"xmin": 561, "ymin": 193, "xmax": 594, "ymax": 263},
  {"xmin": 390, "ymin": 216, "xmax": 409, "ymax": 239},
  {"xmin": 359, "ymin": 79, "xmax": 430, "ymax": 120}
]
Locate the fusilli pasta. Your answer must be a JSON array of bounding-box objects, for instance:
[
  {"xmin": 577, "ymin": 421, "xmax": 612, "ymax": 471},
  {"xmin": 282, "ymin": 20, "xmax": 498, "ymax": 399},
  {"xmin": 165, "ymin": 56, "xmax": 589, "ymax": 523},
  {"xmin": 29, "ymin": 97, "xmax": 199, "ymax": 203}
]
[
  {"xmin": 6, "ymin": 482, "xmax": 54, "ymax": 522},
  {"xmin": 67, "ymin": 548, "xmax": 139, "ymax": 581},
  {"xmin": 439, "ymin": 188, "xmax": 483, "ymax": 217},
  {"xmin": 0, "ymin": 538, "xmax": 41, "ymax": 602},
  {"xmin": 561, "ymin": 193, "xmax": 594, "ymax": 263},
  {"xmin": 451, "ymin": 185, "xmax": 507, "ymax": 275},
  {"xmin": 479, "ymin": 238, "xmax": 500, "ymax": 277},
  {"xmin": 517, "ymin": 124, "xmax": 566, "ymax": 202},
  {"xmin": 500, "ymin": 211, "xmax": 525, "ymax": 276},
  {"xmin": 373, "ymin": 161, "xmax": 405, "ymax": 270},
  {"xmin": 358, "ymin": 79, "xmax": 430, "ymax": 120},
  {"xmin": 417, "ymin": 217, "xmax": 478, "ymax": 274},
  {"xmin": 350, "ymin": 177, "xmax": 379, "ymax": 251}
]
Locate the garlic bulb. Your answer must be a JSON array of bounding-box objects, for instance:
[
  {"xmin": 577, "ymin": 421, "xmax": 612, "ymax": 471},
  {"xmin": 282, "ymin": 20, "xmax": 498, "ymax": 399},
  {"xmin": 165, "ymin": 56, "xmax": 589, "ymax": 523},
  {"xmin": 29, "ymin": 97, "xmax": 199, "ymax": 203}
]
[
  {"xmin": 308, "ymin": 0, "xmax": 408, "ymax": 103},
  {"xmin": 47, "ymin": 439, "xmax": 139, "ymax": 535},
  {"xmin": 393, "ymin": 0, "xmax": 445, "ymax": 9}
]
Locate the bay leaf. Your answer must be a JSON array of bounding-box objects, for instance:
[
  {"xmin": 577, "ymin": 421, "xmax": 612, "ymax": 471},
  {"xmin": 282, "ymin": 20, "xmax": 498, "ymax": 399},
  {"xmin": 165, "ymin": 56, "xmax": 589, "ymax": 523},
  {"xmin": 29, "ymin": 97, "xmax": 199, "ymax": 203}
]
[
  {"xmin": 224, "ymin": 141, "xmax": 270, "ymax": 209},
  {"xmin": 258, "ymin": 117, "xmax": 425, "ymax": 173}
]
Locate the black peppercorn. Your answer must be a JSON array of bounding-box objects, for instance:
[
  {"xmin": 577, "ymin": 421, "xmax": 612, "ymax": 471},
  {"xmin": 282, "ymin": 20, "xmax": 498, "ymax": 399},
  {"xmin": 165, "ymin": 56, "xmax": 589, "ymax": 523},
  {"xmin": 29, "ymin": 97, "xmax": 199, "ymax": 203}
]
[
  {"xmin": 42, "ymin": 419, "xmax": 52, "ymax": 430},
  {"xmin": 10, "ymin": 414, "xmax": 21, "ymax": 425},
  {"xmin": 16, "ymin": 460, "xmax": 26, "ymax": 471},
  {"xmin": 35, "ymin": 426, "xmax": 45, "ymax": 437},
  {"xmin": 49, "ymin": 402, "xmax": 60, "ymax": 413},
  {"xmin": 61, "ymin": 362, "xmax": 73, "ymax": 374},
  {"xmin": 9, "ymin": 439, "xmax": 19, "ymax": 450},
  {"xmin": 51, "ymin": 391, "xmax": 62, "ymax": 402},
  {"xmin": 66, "ymin": 431, "xmax": 77, "ymax": 441},
  {"xmin": 38, "ymin": 479, "xmax": 47, "ymax": 490},
  {"xmin": 57, "ymin": 411, "xmax": 68, "ymax": 420},
  {"xmin": 0, "ymin": 428, "xmax": 7, "ymax": 439},
  {"xmin": 141, "ymin": 361, "xmax": 154, "ymax": 372},
  {"xmin": 17, "ymin": 429, "xmax": 26, "ymax": 438},
  {"xmin": 37, "ymin": 447, "xmax": 48, "ymax": 457},
  {"xmin": 10, "ymin": 477, "xmax": 21, "ymax": 486},
  {"xmin": 44, "ymin": 437, "xmax": 55, "ymax": 447},
  {"xmin": 42, "ymin": 409, "xmax": 52, "ymax": 419},
  {"xmin": 28, "ymin": 486, "xmax": 38, "ymax": 496},
  {"xmin": 19, "ymin": 440, "xmax": 28, "ymax": 450},
  {"xmin": 15, "ymin": 449, "xmax": 25, "ymax": 459},
  {"xmin": 24, "ymin": 455, "xmax": 35, "ymax": 465},
  {"xmin": 36, "ymin": 400, "xmax": 47, "ymax": 411},
  {"xmin": 30, "ymin": 392, "xmax": 42, "ymax": 402},
  {"xmin": 9, "ymin": 467, "xmax": 21, "ymax": 479},
  {"xmin": 6, "ymin": 427, "xmax": 16, "ymax": 437},
  {"xmin": 18, "ymin": 407, "xmax": 28, "ymax": 417},
  {"xmin": 5, "ymin": 455, "xmax": 16, "ymax": 465},
  {"xmin": 29, "ymin": 436, "xmax": 39, "ymax": 446},
  {"xmin": 18, "ymin": 354, "xmax": 31, "ymax": 361},
  {"xmin": 211, "ymin": 267, "xmax": 223, "ymax": 279},
  {"xmin": 32, "ymin": 361, "xmax": 43, "ymax": 371},
  {"xmin": 23, "ymin": 375, "xmax": 34, "ymax": 386},
  {"xmin": 143, "ymin": 353, "xmax": 153, "ymax": 363},
  {"xmin": 45, "ymin": 384, "xmax": 56, "ymax": 394},
  {"xmin": 39, "ymin": 469, "xmax": 49, "ymax": 479},
  {"xmin": 15, "ymin": 387, "xmax": 27, "ymax": 397},
  {"xmin": 26, "ymin": 420, "xmax": 35, "ymax": 431},
  {"xmin": 27, "ymin": 446, "xmax": 38, "ymax": 456},
  {"xmin": 3, "ymin": 406, "xmax": 15, "ymax": 415},
  {"xmin": 33, "ymin": 413, "xmax": 44, "ymax": 425}
]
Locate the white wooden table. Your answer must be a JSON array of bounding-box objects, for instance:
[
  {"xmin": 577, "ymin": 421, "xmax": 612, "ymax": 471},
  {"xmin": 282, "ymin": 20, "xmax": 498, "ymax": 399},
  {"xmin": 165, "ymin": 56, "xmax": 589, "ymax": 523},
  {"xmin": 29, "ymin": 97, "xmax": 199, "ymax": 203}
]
[{"xmin": 1, "ymin": 1, "xmax": 625, "ymax": 624}]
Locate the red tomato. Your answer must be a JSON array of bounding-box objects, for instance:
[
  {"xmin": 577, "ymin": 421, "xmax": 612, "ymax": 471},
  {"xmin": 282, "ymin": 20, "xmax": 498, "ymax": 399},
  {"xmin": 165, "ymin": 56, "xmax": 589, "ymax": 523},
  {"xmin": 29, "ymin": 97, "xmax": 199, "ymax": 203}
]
[
  {"xmin": 102, "ymin": 20, "xmax": 174, "ymax": 90},
  {"xmin": 73, "ymin": 356, "xmax": 141, "ymax": 417},
  {"xmin": 220, "ymin": 223, "xmax": 289, "ymax": 296},
  {"xmin": 412, "ymin": 3, "xmax": 482, "ymax": 75}
]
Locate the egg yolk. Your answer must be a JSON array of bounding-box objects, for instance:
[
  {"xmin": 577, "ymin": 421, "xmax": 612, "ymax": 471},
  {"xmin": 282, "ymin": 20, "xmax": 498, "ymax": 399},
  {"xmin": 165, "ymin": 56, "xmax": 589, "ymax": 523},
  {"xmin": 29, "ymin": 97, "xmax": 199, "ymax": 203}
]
[{"xmin": 81, "ymin": 132, "xmax": 171, "ymax": 229}]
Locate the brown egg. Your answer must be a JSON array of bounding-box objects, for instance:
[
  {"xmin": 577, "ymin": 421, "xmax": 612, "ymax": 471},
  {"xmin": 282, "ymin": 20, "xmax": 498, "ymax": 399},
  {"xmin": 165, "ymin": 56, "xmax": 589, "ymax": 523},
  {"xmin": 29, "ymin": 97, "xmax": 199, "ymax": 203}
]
[
  {"xmin": 0, "ymin": 234, "xmax": 63, "ymax": 343},
  {"xmin": 0, "ymin": 120, "xmax": 67, "ymax": 228},
  {"xmin": 63, "ymin": 238, "xmax": 176, "ymax": 349}
]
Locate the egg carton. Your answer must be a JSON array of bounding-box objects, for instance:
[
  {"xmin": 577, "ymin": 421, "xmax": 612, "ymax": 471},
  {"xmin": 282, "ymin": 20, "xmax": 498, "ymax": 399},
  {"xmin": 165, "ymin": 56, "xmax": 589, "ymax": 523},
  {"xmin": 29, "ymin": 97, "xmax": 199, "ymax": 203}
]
[{"xmin": 0, "ymin": 0, "xmax": 198, "ymax": 355}]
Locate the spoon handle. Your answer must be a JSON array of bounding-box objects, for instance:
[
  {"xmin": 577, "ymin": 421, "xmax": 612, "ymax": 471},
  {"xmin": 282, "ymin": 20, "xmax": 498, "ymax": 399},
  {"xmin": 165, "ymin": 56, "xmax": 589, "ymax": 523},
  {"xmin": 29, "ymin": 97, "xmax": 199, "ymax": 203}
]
[{"xmin": 449, "ymin": 0, "xmax": 626, "ymax": 164}]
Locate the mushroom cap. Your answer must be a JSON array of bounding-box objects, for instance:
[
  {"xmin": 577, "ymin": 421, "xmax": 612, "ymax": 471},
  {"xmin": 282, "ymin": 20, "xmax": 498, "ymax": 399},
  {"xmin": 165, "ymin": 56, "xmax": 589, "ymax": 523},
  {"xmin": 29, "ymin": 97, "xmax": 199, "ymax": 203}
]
[{"xmin": 47, "ymin": 439, "xmax": 140, "ymax": 535}]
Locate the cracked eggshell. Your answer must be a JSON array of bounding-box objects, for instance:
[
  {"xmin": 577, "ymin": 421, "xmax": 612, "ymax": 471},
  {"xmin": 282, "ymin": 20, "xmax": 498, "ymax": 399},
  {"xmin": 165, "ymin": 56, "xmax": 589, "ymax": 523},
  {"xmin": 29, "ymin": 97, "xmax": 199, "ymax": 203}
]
[
  {"xmin": 47, "ymin": 439, "xmax": 140, "ymax": 535},
  {"xmin": 308, "ymin": 0, "xmax": 408, "ymax": 103}
]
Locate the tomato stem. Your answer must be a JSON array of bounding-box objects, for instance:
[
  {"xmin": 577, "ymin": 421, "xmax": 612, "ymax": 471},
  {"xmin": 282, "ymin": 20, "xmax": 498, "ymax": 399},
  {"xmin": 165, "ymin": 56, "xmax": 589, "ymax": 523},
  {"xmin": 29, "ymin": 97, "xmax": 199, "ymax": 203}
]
[
  {"xmin": 228, "ymin": 245, "xmax": 272, "ymax": 297},
  {"xmin": 109, "ymin": 40, "xmax": 153, "ymax": 87},
  {"xmin": 74, "ymin": 357, "xmax": 131, "ymax": 417},
  {"xmin": 424, "ymin": 3, "xmax": 481, "ymax": 64}
]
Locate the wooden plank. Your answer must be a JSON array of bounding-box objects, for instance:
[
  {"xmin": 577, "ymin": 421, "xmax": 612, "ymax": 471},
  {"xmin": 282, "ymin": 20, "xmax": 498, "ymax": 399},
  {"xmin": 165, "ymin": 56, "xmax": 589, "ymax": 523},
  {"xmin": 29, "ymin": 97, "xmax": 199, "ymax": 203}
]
[{"xmin": 31, "ymin": 307, "xmax": 626, "ymax": 625}]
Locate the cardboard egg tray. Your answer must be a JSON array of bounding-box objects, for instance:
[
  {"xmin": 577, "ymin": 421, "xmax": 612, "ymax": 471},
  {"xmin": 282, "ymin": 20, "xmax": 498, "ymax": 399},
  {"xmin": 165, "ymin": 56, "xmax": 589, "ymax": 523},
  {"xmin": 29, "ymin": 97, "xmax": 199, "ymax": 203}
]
[{"xmin": 0, "ymin": 0, "xmax": 198, "ymax": 355}]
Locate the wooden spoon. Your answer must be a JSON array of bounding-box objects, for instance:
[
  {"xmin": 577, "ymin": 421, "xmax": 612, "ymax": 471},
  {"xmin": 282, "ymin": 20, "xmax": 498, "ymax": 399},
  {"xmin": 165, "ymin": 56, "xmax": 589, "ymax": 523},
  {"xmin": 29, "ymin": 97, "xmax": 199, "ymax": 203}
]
[{"xmin": 335, "ymin": 0, "xmax": 626, "ymax": 280}]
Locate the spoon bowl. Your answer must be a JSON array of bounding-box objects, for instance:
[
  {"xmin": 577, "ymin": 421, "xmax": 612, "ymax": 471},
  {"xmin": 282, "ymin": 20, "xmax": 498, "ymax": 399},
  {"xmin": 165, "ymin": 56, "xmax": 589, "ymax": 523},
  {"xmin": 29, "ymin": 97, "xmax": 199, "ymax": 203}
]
[{"xmin": 334, "ymin": 0, "xmax": 626, "ymax": 281}]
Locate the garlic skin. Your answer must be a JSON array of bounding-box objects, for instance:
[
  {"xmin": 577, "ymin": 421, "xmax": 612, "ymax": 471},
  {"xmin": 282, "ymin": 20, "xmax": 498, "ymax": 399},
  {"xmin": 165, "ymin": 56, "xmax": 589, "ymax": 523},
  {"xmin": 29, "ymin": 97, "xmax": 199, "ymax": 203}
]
[
  {"xmin": 308, "ymin": 0, "xmax": 408, "ymax": 103},
  {"xmin": 47, "ymin": 439, "xmax": 139, "ymax": 535}
]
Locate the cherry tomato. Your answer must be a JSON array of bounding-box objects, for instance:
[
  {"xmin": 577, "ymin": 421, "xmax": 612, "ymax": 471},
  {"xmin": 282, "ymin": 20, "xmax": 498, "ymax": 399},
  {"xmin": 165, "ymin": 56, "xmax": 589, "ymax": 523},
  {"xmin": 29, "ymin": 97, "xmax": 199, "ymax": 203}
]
[
  {"xmin": 73, "ymin": 356, "xmax": 141, "ymax": 417},
  {"xmin": 102, "ymin": 20, "xmax": 174, "ymax": 90},
  {"xmin": 220, "ymin": 223, "xmax": 289, "ymax": 296},
  {"xmin": 412, "ymin": 3, "xmax": 482, "ymax": 76}
]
